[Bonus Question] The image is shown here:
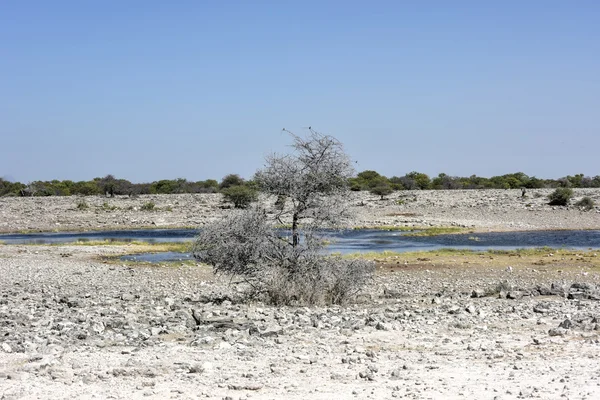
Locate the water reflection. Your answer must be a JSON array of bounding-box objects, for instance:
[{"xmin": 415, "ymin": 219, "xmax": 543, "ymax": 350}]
[{"xmin": 2, "ymin": 228, "xmax": 600, "ymax": 262}]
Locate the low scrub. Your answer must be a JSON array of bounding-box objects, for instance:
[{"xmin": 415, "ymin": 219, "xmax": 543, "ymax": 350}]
[
  {"xmin": 369, "ymin": 182, "xmax": 393, "ymax": 200},
  {"xmin": 100, "ymin": 201, "xmax": 118, "ymax": 211},
  {"xmin": 575, "ymin": 196, "xmax": 595, "ymax": 211},
  {"xmin": 547, "ymin": 187, "xmax": 573, "ymax": 206},
  {"xmin": 76, "ymin": 199, "xmax": 89, "ymax": 210},
  {"xmin": 193, "ymin": 207, "xmax": 374, "ymax": 305},
  {"xmin": 140, "ymin": 201, "xmax": 156, "ymax": 211},
  {"xmin": 221, "ymin": 185, "xmax": 257, "ymax": 209}
]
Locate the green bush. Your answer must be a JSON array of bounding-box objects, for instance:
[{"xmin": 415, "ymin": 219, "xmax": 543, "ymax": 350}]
[
  {"xmin": 547, "ymin": 188, "xmax": 573, "ymax": 206},
  {"xmin": 141, "ymin": 201, "xmax": 156, "ymax": 211},
  {"xmin": 72, "ymin": 181, "xmax": 100, "ymax": 196},
  {"xmin": 101, "ymin": 201, "xmax": 118, "ymax": 211},
  {"xmin": 219, "ymin": 174, "xmax": 245, "ymax": 190},
  {"xmin": 369, "ymin": 182, "xmax": 393, "ymax": 200},
  {"xmin": 222, "ymin": 185, "xmax": 258, "ymax": 209},
  {"xmin": 575, "ymin": 196, "xmax": 595, "ymax": 211},
  {"xmin": 76, "ymin": 199, "xmax": 89, "ymax": 210}
]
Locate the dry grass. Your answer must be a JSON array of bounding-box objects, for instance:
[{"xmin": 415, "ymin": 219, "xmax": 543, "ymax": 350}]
[{"xmin": 346, "ymin": 248, "xmax": 600, "ymax": 273}]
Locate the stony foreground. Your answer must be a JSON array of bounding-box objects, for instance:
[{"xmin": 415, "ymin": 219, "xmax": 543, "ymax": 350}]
[{"xmin": 2, "ymin": 244, "xmax": 600, "ymax": 400}]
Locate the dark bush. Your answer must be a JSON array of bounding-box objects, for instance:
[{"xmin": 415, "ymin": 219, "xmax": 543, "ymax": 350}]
[
  {"xmin": 349, "ymin": 170, "xmax": 387, "ymax": 191},
  {"xmin": 369, "ymin": 182, "xmax": 393, "ymax": 199},
  {"xmin": 431, "ymin": 173, "xmax": 462, "ymax": 190},
  {"xmin": 140, "ymin": 201, "xmax": 156, "ymax": 211},
  {"xmin": 575, "ymin": 196, "xmax": 595, "ymax": 211},
  {"xmin": 72, "ymin": 181, "xmax": 100, "ymax": 196},
  {"xmin": 548, "ymin": 188, "xmax": 573, "ymax": 206},
  {"xmin": 0, "ymin": 178, "xmax": 26, "ymax": 197},
  {"xmin": 219, "ymin": 174, "xmax": 245, "ymax": 190},
  {"xmin": 76, "ymin": 199, "xmax": 89, "ymax": 210},
  {"xmin": 222, "ymin": 185, "xmax": 257, "ymax": 208}
]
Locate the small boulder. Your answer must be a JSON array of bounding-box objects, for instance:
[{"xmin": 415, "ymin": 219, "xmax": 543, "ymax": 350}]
[{"xmin": 507, "ymin": 291, "xmax": 523, "ymax": 300}]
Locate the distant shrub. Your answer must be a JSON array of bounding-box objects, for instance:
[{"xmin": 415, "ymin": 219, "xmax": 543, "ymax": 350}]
[
  {"xmin": 72, "ymin": 181, "xmax": 100, "ymax": 196},
  {"xmin": 575, "ymin": 196, "xmax": 595, "ymax": 211},
  {"xmin": 222, "ymin": 185, "xmax": 258, "ymax": 209},
  {"xmin": 219, "ymin": 174, "xmax": 245, "ymax": 190},
  {"xmin": 76, "ymin": 199, "xmax": 89, "ymax": 210},
  {"xmin": 547, "ymin": 188, "xmax": 573, "ymax": 206},
  {"xmin": 349, "ymin": 181, "xmax": 363, "ymax": 191},
  {"xmin": 370, "ymin": 182, "xmax": 393, "ymax": 200},
  {"xmin": 101, "ymin": 201, "xmax": 118, "ymax": 211},
  {"xmin": 141, "ymin": 201, "xmax": 156, "ymax": 211}
]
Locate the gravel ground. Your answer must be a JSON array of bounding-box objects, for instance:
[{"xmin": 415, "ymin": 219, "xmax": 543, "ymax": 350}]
[
  {"xmin": 2, "ymin": 190, "xmax": 600, "ymax": 399},
  {"xmin": 1, "ymin": 189, "xmax": 599, "ymax": 233}
]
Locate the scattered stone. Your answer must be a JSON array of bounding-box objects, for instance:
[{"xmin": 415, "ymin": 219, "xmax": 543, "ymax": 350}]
[
  {"xmin": 507, "ymin": 291, "xmax": 523, "ymax": 300},
  {"xmin": 548, "ymin": 328, "xmax": 568, "ymax": 337},
  {"xmin": 559, "ymin": 319, "xmax": 573, "ymax": 329},
  {"xmin": 121, "ymin": 293, "xmax": 135, "ymax": 301}
]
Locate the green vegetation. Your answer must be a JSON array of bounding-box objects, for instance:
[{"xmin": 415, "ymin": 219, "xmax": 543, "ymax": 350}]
[
  {"xmin": 0, "ymin": 175, "xmax": 220, "ymax": 197},
  {"xmin": 140, "ymin": 201, "xmax": 156, "ymax": 211},
  {"xmin": 575, "ymin": 196, "xmax": 595, "ymax": 211},
  {"xmin": 221, "ymin": 185, "xmax": 258, "ymax": 208},
  {"xmin": 405, "ymin": 226, "xmax": 467, "ymax": 236},
  {"xmin": 41, "ymin": 240, "xmax": 191, "ymax": 253},
  {"xmin": 548, "ymin": 187, "xmax": 574, "ymax": 206},
  {"xmin": 76, "ymin": 199, "xmax": 89, "ymax": 210},
  {"xmin": 345, "ymin": 246, "xmax": 592, "ymax": 261},
  {"xmin": 2, "ymin": 170, "xmax": 600, "ymax": 198},
  {"xmin": 219, "ymin": 174, "xmax": 246, "ymax": 190},
  {"xmin": 101, "ymin": 201, "xmax": 118, "ymax": 211},
  {"xmin": 369, "ymin": 181, "xmax": 393, "ymax": 199}
]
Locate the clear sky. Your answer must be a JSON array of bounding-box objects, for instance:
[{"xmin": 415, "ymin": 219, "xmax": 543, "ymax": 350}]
[{"xmin": 2, "ymin": 1, "xmax": 599, "ymax": 183}]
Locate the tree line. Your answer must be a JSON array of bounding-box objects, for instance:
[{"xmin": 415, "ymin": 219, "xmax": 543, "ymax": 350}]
[{"xmin": 1, "ymin": 171, "xmax": 599, "ymax": 197}]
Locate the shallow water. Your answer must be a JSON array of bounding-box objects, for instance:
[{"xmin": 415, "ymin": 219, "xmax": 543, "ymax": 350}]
[
  {"xmin": 2, "ymin": 228, "xmax": 600, "ymax": 262},
  {"xmin": 121, "ymin": 251, "xmax": 194, "ymax": 263},
  {"xmin": 0, "ymin": 229, "xmax": 197, "ymax": 245}
]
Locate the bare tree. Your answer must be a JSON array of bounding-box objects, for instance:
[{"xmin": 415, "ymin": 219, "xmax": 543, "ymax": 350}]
[
  {"xmin": 254, "ymin": 129, "xmax": 356, "ymax": 246},
  {"xmin": 193, "ymin": 129, "xmax": 373, "ymax": 305}
]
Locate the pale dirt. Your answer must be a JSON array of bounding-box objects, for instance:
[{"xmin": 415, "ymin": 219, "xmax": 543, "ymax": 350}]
[
  {"xmin": 1, "ymin": 189, "xmax": 599, "ymax": 234},
  {"xmin": 2, "ymin": 190, "xmax": 600, "ymax": 400}
]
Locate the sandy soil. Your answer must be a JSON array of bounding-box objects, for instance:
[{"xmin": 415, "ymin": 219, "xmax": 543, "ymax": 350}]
[{"xmin": 2, "ymin": 190, "xmax": 600, "ymax": 399}]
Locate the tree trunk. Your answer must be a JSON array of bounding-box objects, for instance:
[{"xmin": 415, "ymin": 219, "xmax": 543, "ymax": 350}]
[{"xmin": 292, "ymin": 213, "xmax": 299, "ymax": 247}]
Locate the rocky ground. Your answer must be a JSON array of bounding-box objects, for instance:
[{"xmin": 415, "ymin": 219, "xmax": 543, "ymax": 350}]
[
  {"xmin": 0, "ymin": 188, "xmax": 599, "ymax": 233},
  {"xmin": 2, "ymin": 190, "xmax": 600, "ymax": 399}
]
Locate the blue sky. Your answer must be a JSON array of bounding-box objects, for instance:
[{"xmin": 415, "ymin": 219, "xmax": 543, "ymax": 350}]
[{"xmin": 1, "ymin": 1, "xmax": 599, "ymax": 183}]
